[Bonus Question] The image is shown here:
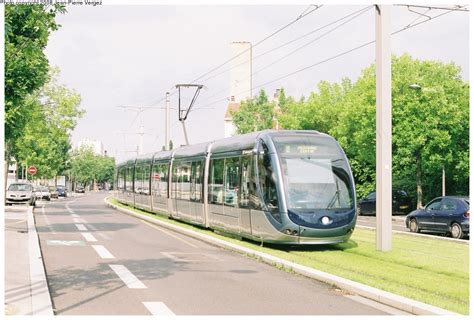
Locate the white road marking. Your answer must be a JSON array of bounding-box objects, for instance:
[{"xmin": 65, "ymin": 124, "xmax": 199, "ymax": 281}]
[
  {"xmin": 81, "ymin": 232, "xmax": 98, "ymax": 242},
  {"xmin": 92, "ymin": 245, "xmax": 115, "ymax": 259},
  {"xmin": 65, "ymin": 204, "xmax": 74, "ymax": 214},
  {"xmin": 73, "ymin": 218, "xmax": 86, "ymax": 224},
  {"xmin": 85, "ymin": 223, "xmax": 113, "ymax": 240},
  {"xmin": 70, "ymin": 214, "xmax": 80, "ymax": 218},
  {"xmin": 143, "ymin": 302, "xmax": 175, "ymax": 315},
  {"xmin": 46, "ymin": 240, "xmax": 86, "ymax": 246},
  {"xmin": 75, "ymin": 224, "xmax": 88, "ymax": 231},
  {"xmin": 109, "ymin": 265, "xmax": 146, "ymax": 289},
  {"xmin": 41, "ymin": 206, "xmax": 56, "ymax": 234},
  {"xmin": 141, "ymin": 220, "xmax": 198, "ymax": 248}
]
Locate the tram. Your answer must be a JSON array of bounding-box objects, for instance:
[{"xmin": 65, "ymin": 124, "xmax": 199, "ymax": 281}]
[{"xmin": 115, "ymin": 130, "xmax": 357, "ymax": 244}]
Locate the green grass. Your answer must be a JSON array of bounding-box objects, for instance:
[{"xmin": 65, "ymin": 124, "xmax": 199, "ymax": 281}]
[{"xmin": 108, "ymin": 197, "xmax": 469, "ymax": 314}]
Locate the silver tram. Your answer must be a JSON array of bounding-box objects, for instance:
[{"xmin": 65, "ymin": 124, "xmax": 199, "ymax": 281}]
[{"xmin": 115, "ymin": 130, "xmax": 357, "ymax": 244}]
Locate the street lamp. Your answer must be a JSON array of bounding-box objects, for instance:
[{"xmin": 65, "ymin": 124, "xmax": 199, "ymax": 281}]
[{"xmin": 408, "ymin": 83, "xmax": 445, "ymax": 197}]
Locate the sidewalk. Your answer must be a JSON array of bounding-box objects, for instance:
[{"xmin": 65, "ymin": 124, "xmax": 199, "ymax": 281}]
[{"xmin": 4, "ymin": 205, "xmax": 53, "ymax": 316}]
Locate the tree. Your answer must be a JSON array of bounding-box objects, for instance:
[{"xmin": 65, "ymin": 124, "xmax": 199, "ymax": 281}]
[
  {"xmin": 14, "ymin": 68, "xmax": 84, "ymax": 181},
  {"xmin": 4, "ymin": 4, "xmax": 66, "ymax": 153},
  {"xmin": 70, "ymin": 146, "xmax": 116, "ymax": 189},
  {"xmin": 231, "ymin": 89, "xmax": 275, "ymax": 134},
  {"xmin": 276, "ymin": 54, "xmax": 469, "ymax": 205},
  {"xmin": 4, "ymin": 4, "xmax": 66, "ymax": 193}
]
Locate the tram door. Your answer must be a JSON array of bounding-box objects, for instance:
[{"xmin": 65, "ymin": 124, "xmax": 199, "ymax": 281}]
[{"xmin": 238, "ymin": 155, "xmax": 253, "ymax": 235}]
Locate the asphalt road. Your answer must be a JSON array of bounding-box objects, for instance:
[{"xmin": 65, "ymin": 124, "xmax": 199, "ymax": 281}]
[
  {"xmin": 34, "ymin": 192, "xmax": 397, "ymax": 316},
  {"xmin": 356, "ymin": 215, "xmax": 409, "ymax": 231}
]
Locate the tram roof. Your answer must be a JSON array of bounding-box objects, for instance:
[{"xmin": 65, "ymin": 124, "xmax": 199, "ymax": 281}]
[{"xmin": 173, "ymin": 142, "xmax": 211, "ymax": 159}]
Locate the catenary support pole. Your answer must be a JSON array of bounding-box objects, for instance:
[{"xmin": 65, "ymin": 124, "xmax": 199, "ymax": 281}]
[
  {"xmin": 375, "ymin": 4, "xmax": 392, "ymax": 252},
  {"xmin": 165, "ymin": 92, "xmax": 170, "ymax": 151}
]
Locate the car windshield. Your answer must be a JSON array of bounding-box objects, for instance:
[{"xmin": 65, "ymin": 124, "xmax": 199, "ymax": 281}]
[
  {"xmin": 9, "ymin": 184, "xmax": 33, "ymax": 192},
  {"xmin": 273, "ymin": 135, "xmax": 354, "ymax": 213}
]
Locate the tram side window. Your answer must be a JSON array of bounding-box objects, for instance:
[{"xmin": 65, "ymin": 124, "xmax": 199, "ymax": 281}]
[
  {"xmin": 190, "ymin": 161, "xmax": 203, "ymax": 202},
  {"xmin": 258, "ymin": 142, "xmax": 279, "ymax": 214},
  {"xmin": 118, "ymin": 168, "xmax": 125, "ymax": 191},
  {"xmin": 151, "ymin": 163, "xmax": 160, "ymax": 197},
  {"xmin": 142, "ymin": 164, "xmax": 150, "ymax": 195},
  {"xmin": 134, "ymin": 165, "xmax": 142, "ymax": 194},
  {"xmin": 224, "ymin": 157, "xmax": 239, "ymax": 206},
  {"xmin": 125, "ymin": 166, "xmax": 133, "ymax": 193},
  {"xmin": 179, "ymin": 162, "xmax": 191, "ymax": 200},
  {"xmin": 209, "ymin": 159, "xmax": 225, "ymax": 204},
  {"xmin": 161, "ymin": 164, "xmax": 169, "ymax": 197},
  {"xmin": 152, "ymin": 163, "xmax": 168, "ymax": 198},
  {"xmin": 171, "ymin": 165, "xmax": 178, "ymax": 199},
  {"xmin": 195, "ymin": 161, "xmax": 202, "ymax": 202},
  {"xmin": 240, "ymin": 156, "xmax": 259, "ymax": 208}
]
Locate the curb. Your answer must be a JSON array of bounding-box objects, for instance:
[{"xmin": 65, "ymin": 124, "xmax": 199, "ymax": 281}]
[
  {"xmin": 27, "ymin": 206, "xmax": 54, "ymax": 316},
  {"xmin": 104, "ymin": 197, "xmax": 461, "ymax": 316}
]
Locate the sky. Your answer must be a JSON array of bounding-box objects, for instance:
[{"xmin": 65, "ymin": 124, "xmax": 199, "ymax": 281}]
[{"xmin": 43, "ymin": 2, "xmax": 470, "ymax": 163}]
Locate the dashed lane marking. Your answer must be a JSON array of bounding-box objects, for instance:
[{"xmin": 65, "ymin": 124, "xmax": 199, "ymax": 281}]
[
  {"xmin": 70, "ymin": 214, "xmax": 80, "ymax": 218},
  {"xmin": 109, "ymin": 264, "xmax": 147, "ymax": 289},
  {"xmin": 41, "ymin": 205, "xmax": 56, "ymax": 234},
  {"xmin": 81, "ymin": 232, "xmax": 98, "ymax": 242},
  {"xmin": 73, "ymin": 218, "xmax": 86, "ymax": 224},
  {"xmin": 92, "ymin": 245, "xmax": 115, "ymax": 259},
  {"xmin": 75, "ymin": 224, "xmax": 88, "ymax": 231},
  {"xmin": 143, "ymin": 302, "xmax": 175, "ymax": 315},
  {"xmin": 141, "ymin": 220, "xmax": 198, "ymax": 248},
  {"xmin": 85, "ymin": 223, "xmax": 113, "ymax": 240}
]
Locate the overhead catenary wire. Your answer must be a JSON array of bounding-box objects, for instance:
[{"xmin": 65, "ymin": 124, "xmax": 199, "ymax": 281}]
[
  {"xmin": 196, "ymin": 5, "xmax": 373, "ymax": 106},
  {"xmin": 122, "ymin": 5, "xmax": 323, "ymax": 110},
  {"xmin": 192, "ymin": 7, "xmax": 463, "ymax": 111},
  {"xmin": 187, "ymin": 4, "xmax": 324, "ymax": 85},
  {"xmin": 198, "ymin": 5, "xmax": 373, "ymax": 87}
]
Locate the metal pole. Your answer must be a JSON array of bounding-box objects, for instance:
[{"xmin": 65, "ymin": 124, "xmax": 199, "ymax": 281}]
[
  {"xmin": 137, "ymin": 126, "xmax": 144, "ymax": 155},
  {"xmin": 375, "ymin": 4, "xmax": 392, "ymax": 252},
  {"xmin": 165, "ymin": 92, "xmax": 170, "ymax": 151},
  {"xmin": 442, "ymin": 166, "xmax": 445, "ymax": 196},
  {"xmin": 181, "ymin": 120, "xmax": 190, "ymax": 146}
]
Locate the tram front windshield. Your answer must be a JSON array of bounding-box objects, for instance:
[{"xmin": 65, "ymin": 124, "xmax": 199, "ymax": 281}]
[{"xmin": 273, "ymin": 135, "xmax": 354, "ymax": 213}]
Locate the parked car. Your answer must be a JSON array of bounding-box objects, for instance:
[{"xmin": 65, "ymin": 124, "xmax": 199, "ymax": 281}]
[
  {"xmin": 405, "ymin": 196, "xmax": 469, "ymax": 239},
  {"xmin": 5, "ymin": 183, "xmax": 36, "ymax": 206},
  {"xmin": 34, "ymin": 186, "xmax": 51, "ymax": 201},
  {"xmin": 358, "ymin": 190, "xmax": 412, "ymax": 215},
  {"xmin": 76, "ymin": 185, "xmax": 85, "ymax": 193},
  {"xmin": 49, "ymin": 186, "xmax": 59, "ymax": 199},
  {"xmin": 57, "ymin": 186, "xmax": 68, "ymax": 197}
]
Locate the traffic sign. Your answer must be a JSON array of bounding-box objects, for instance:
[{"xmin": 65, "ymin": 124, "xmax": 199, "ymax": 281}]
[{"xmin": 28, "ymin": 166, "xmax": 37, "ymax": 175}]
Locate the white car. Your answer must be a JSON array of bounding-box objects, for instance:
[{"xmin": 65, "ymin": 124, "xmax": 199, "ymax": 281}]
[
  {"xmin": 34, "ymin": 186, "xmax": 51, "ymax": 201},
  {"xmin": 6, "ymin": 183, "xmax": 36, "ymax": 206}
]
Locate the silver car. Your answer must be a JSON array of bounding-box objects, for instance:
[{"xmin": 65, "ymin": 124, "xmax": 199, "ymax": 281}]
[
  {"xmin": 6, "ymin": 183, "xmax": 36, "ymax": 206},
  {"xmin": 34, "ymin": 186, "xmax": 51, "ymax": 201}
]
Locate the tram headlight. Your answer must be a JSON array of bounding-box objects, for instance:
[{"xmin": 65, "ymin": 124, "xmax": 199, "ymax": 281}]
[{"xmin": 321, "ymin": 216, "xmax": 332, "ymax": 225}]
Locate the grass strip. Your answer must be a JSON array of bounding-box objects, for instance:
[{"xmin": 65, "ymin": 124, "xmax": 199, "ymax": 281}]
[{"xmin": 107, "ymin": 197, "xmax": 469, "ymax": 314}]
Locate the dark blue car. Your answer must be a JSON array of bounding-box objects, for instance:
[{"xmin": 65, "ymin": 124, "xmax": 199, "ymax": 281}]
[{"xmin": 405, "ymin": 196, "xmax": 469, "ymax": 239}]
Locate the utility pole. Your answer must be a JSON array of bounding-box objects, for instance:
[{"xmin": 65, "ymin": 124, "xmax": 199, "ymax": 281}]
[
  {"xmin": 375, "ymin": 4, "xmax": 392, "ymax": 252},
  {"xmin": 165, "ymin": 92, "xmax": 170, "ymax": 151}
]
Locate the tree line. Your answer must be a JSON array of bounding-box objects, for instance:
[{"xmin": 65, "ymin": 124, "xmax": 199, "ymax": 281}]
[
  {"xmin": 232, "ymin": 54, "xmax": 469, "ymax": 207},
  {"xmin": 5, "ymin": 4, "xmax": 115, "ymax": 188}
]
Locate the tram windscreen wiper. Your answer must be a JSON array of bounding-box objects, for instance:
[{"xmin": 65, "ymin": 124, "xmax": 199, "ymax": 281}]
[{"xmin": 326, "ymin": 179, "xmax": 341, "ymax": 209}]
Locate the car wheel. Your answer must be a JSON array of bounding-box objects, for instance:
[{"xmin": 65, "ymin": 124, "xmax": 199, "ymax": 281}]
[
  {"xmin": 450, "ymin": 223, "xmax": 464, "ymax": 239},
  {"xmin": 409, "ymin": 218, "xmax": 420, "ymax": 233}
]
